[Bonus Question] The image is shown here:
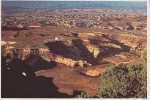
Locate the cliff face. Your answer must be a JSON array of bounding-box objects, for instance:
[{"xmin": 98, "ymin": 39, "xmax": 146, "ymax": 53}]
[
  {"xmin": 86, "ymin": 45, "xmax": 100, "ymax": 58},
  {"xmin": 2, "ymin": 33, "xmax": 146, "ymax": 71},
  {"xmin": 55, "ymin": 56, "xmax": 91, "ymax": 67},
  {"xmin": 117, "ymin": 34, "xmax": 147, "ymax": 55},
  {"xmin": 2, "ymin": 44, "xmax": 93, "ymax": 68}
]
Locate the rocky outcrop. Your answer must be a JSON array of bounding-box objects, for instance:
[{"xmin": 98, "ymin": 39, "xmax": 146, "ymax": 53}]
[
  {"xmin": 2, "ymin": 33, "xmax": 146, "ymax": 70},
  {"xmin": 86, "ymin": 45, "xmax": 100, "ymax": 58},
  {"xmin": 2, "ymin": 45, "xmax": 92, "ymax": 68},
  {"xmin": 55, "ymin": 55, "xmax": 91, "ymax": 67},
  {"xmin": 85, "ymin": 67, "xmax": 105, "ymax": 77}
]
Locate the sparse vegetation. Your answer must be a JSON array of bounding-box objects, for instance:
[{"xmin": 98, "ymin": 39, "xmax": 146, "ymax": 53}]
[
  {"xmin": 78, "ymin": 50, "xmax": 147, "ymax": 98},
  {"xmin": 97, "ymin": 63, "xmax": 146, "ymax": 98},
  {"xmin": 96, "ymin": 50, "xmax": 147, "ymax": 98},
  {"xmin": 77, "ymin": 91, "xmax": 90, "ymax": 98},
  {"xmin": 142, "ymin": 49, "xmax": 147, "ymax": 66},
  {"xmin": 2, "ymin": 1, "xmax": 147, "ymax": 98}
]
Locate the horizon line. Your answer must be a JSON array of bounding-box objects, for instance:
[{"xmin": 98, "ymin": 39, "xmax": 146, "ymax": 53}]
[{"xmin": 2, "ymin": 0, "xmax": 147, "ymax": 1}]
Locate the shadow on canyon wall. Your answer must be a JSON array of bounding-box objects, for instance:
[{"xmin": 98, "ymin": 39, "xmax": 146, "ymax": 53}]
[
  {"xmin": 1, "ymin": 55, "xmax": 81, "ymax": 98},
  {"xmin": 72, "ymin": 39, "xmax": 98, "ymax": 65},
  {"xmin": 90, "ymin": 34, "xmax": 131, "ymax": 62},
  {"xmin": 45, "ymin": 39, "xmax": 98, "ymax": 65},
  {"xmin": 24, "ymin": 54, "xmax": 57, "ymax": 72},
  {"xmin": 1, "ymin": 34, "xmax": 131, "ymax": 98},
  {"xmin": 45, "ymin": 35, "xmax": 130, "ymax": 65}
]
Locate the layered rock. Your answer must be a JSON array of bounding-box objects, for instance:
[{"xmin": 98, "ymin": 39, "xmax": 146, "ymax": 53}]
[
  {"xmin": 55, "ymin": 55, "xmax": 91, "ymax": 68},
  {"xmin": 2, "ymin": 44, "xmax": 92, "ymax": 68},
  {"xmin": 85, "ymin": 67, "xmax": 105, "ymax": 77},
  {"xmin": 86, "ymin": 45, "xmax": 100, "ymax": 58},
  {"xmin": 2, "ymin": 33, "xmax": 146, "ymax": 72}
]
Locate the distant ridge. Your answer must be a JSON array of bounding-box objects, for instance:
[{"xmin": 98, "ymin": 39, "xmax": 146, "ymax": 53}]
[{"xmin": 2, "ymin": 1, "xmax": 147, "ymax": 10}]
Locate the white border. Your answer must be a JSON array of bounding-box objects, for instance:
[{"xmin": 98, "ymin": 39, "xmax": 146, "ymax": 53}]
[
  {"xmin": 1, "ymin": 0, "xmax": 148, "ymax": 1},
  {"xmin": 0, "ymin": 0, "xmax": 2, "ymax": 98},
  {"xmin": 147, "ymin": 0, "xmax": 150, "ymax": 99},
  {"xmin": 0, "ymin": 0, "xmax": 149, "ymax": 100}
]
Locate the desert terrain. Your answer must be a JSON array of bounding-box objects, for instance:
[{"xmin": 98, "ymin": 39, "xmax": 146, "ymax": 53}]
[{"xmin": 1, "ymin": 2, "xmax": 147, "ymax": 98}]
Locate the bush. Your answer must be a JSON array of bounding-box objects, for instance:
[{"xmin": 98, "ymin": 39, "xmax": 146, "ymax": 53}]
[
  {"xmin": 77, "ymin": 91, "xmax": 90, "ymax": 98},
  {"xmin": 78, "ymin": 50, "xmax": 147, "ymax": 98},
  {"xmin": 141, "ymin": 50, "xmax": 147, "ymax": 67},
  {"xmin": 97, "ymin": 63, "xmax": 147, "ymax": 98}
]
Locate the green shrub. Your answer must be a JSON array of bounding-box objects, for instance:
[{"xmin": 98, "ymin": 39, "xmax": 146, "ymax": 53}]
[
  {"xmin": 141, "ymin": 50, "xmax": 147, "ymax": 67},
  {"xmin": 97, "ymin": 63, "xmax": 147, "ymax": 98},
  {"xmin": 78, "ymin": 50, "xmax": 147, "ymax": 98},
  {"xmin": 77, "ymin": 91, "xmax": 90, "ymax": 98}
]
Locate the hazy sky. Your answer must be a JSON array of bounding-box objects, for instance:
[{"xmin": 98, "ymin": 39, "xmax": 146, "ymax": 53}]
[{"xmin": 2, "ymin": 0, "xmax": 147, "ymax": 1}]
